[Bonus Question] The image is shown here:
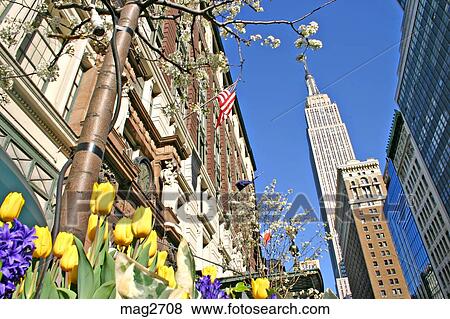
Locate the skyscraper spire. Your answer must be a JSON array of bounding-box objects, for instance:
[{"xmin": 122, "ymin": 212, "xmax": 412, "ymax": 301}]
[{"xmin": 303, "ymin": 60, "xmax": 320, "ymax": 96}]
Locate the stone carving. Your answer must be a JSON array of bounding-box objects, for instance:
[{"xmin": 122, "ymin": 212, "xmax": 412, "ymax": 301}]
[
  {"xmin": 161, "ymin": 160, "xmax": 179, "ymax": 211},
  {"xmin": 161, "ymin": 160, "xmax": 178, "ymax": 186}
]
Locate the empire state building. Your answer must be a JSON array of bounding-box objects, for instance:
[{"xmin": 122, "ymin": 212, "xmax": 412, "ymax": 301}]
[{"xmin": 304, "ymin": 62, "xmax": 354, "ymax": 299}]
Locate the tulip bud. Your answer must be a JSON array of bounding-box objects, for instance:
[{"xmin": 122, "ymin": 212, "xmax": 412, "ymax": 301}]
[
  {"xmin": 69, "ymin": 265, "xmax": 78, "ymax": 284},
  {"xmin": 202, "ymin": 265, "xmax": 218, "ymax": 282},
  {"xmin": 60, "ymin": 245, "xmax": 79, "ymax": 272},
  {"xmin": 157, "ymin": 265, "xmax": 176, "ymax": 288},
  {"xmin": 53, "ymin": 232, "xmax": 74, "ymax": 259},
  {"xmin": 0, "ymin": 192, "xmax": 25, "ymax": 222},
  {"xmin": 33, "ymin": 226, "xmax": 52, "ymax": 258},
  {"xmin": 131, "ymin": 206, "xmax": 152, "ymax": 238},
  {"xmin": 90, "ymin": 182, "xmax": 116, "ymax": 216},
  {"xmin": 87, "ymin": 214, "xmax": 108, "ymax": 242},
  {"xmin": 113, "ymin": 217, "xmax": 133, "ymax": 247},
  {"xmin": 251, "ymin": 278, "xmax": 270, "ymax": 299},
  {"xmin": 156, "ymin": 251, "xmax": 168, "ymax": 270},
  {"xmin": 142, "ymin": 230, "xmax": 158, "ymax": 258}
]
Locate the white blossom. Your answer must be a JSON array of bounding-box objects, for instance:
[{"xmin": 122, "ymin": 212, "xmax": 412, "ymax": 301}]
[
  {"xmin": 308, "ymin": 39, "xmax": 323, "ymax": 50},
  {"xmin": 35, "ymin": 62, "xmax": 60, "ymax": 82}
]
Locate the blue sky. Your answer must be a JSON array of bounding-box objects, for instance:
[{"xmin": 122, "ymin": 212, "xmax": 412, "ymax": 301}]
[{"xmin": 223, "ymin": 0, "xmax": 404, "ymax": 292}]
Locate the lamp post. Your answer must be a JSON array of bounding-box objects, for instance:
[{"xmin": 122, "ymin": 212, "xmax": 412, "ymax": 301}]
[{"xmin": 60, "ymin": 1, "xmax": 141, "ymax": 240}]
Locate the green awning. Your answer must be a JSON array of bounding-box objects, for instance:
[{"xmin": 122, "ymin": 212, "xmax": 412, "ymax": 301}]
[{"xmin": 0, "ymin": 147, "xmax": 47, "ymax": 227}]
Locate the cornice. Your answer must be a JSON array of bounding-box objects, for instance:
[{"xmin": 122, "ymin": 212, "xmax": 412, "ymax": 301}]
[
  {"xmin": 0, "ymin": 45, "xmax": 76, "ymax": 156},
  {"xmin": 129, "ymin": 89, "xmax": 189, "ymax": 160}
]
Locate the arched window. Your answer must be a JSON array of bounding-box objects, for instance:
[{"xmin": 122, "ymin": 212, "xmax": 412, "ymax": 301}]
[
  {"xmin": 373, "ymin": 177, "xmax": 378, "ymax": 183},
  {"xmin": 361, "ymin": 177, "xmax": 369, "ymax": 185}
]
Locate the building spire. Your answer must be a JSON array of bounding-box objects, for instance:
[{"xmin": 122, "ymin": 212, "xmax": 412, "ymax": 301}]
[{"xmin": 303, "ymin": 59, "xmax": 320, "ymax": 96}]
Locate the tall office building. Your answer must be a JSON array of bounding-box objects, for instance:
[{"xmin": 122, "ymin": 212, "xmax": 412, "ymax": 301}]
[
  {"xmin": 335, "ymin": 159, "xmax": 410, "ymax": 299},
  {"xmin": 383, "ymin": 159, "xmax": 443, "ymax": 298},
  {"xmin": 386, "ymin": 111, "xmax": 450, "ymax": 297},
  {"xmin": 395, "ymin": 0, "xmax": 449, "ymax": 214},
  {"xmin": 304, "ymin": 62, "xmax": 355, "ymax": 298}
]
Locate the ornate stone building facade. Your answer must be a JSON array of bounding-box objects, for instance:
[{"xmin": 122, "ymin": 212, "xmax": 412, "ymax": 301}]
[
  {"xmin": 335, "ymin": 159, "xmax": 410, "ymax": 299},
  {"xmin": 0, "ymin": 2, "xmax": 256, "ymax": 276}
]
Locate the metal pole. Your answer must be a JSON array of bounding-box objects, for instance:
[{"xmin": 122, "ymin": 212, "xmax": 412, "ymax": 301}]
[{"xmin": 60, "ymin": 1, "xmax": 141, "ymax": 240}]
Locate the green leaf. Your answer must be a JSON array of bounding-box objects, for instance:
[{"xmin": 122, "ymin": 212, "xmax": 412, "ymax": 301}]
[
  {"xmin": 92, "ymin": 220, "xmax": 107, "ymax": 268},
  {"xmin": 93, "ymin": 266, "xmax": 102, "ymax": 291},
  {"xmin": 175, "ymin": 238, "xmax": 196, "ymax": 297},
  {"xmin": 136, "ymin": 241, "xmax": 150, "ymax": 267},
  {"xmin": 74, "ymin": 237, "xmax": 95, "ymax": 299},
  {"xmin": 101, "ymin": 251, "xmax": 115, "ymax": 284},
  {"xmin": 148, "ymin": 253, "xmax": 158, "ymax": 272},
  {"xmin": 109, "ymin": 287, "xmax": 116, "ymax": 299},
  {"xmin": 115, "ymin": 253, "xmax": 173, "ymax": 298},
  {"xmin": 234, "ymin": 282, "xmax": 250, "ymax": 293},
  {"xmin": 23, "ymin": 265, "xmax": 34, "ymax": 299},
  {"xmin": 57, "ymin": 288, "xmax": 77, "ymax": 299},
  {"xmin": 40, "ymin": 271, "xmax": 59, "ymax": 299},
  {"xmin": 92, "ymin": 280, "xmax": 115, "ymax": 299}
]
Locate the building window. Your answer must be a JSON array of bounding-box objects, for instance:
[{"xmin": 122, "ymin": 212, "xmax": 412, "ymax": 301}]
[
  {"xmin": 14, "ymin": 9, "xmax": 62, "ymax": 92},
  {"xmin": 373, "ymin": 261, "xmax": 378, "ymax": 267},
  {"xmin": 376, "ymin": 270, "xmax": 381, "ymax": 277},
  {"xmin": 392, "ymin": 288, "xmax": 402, "ymax": 295},
  {"xmin": 363, "ymin": 226, "xmax": 368, "ymax": 232},
  {"xmin": 62, "ymin": 65, "xmax": 86, "ymax": 121},
  {"xmin": 380, "ymin": 290, "xmax": 387, "ymax": 298},
  {"xmin": 0, "ymin": 118, "xmax": 57, "ymax": 223},
  {"xmin": 368, "ymin": 243, "xmax": 373, "ymax": 249},
  {"xmin": 370, "ymin": 251, "xmax": 376, "ymax": 258},
  {"xmin": 378, "ymin": 280, "xmax": 383, "ymax": 286},
  {"xmin": 366, "ymin": 234, "xmax": 371, "ymax": 240}
]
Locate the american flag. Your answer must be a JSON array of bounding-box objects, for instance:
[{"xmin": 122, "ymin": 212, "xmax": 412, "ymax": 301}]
[{"xmin": 215, "ymin": 85, "xmax": 237, "ymax": 128}]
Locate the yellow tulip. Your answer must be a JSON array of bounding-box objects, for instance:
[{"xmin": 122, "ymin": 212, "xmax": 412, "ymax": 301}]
[
  {"xmin": 131, "ymin": 206, "xmax": 152, "ymax": 238},
  {"xmin": 90, "ymin": 182, "xmax": 116, "ymax": 216},
  {"xmin": 69, "ymin": 265, "xmax": 78, "ymax": 284},
  {"xmin": 87, "ymin": 214, "xmax": 108, "ymax": 242},
  {"xmin": 0, "ymin": 221, "xmax": 12, "ymax": 228},
  {"xmin": 202, "ymin": 265, "xmax": 218, "ymax": 282},
  {"xmin": 156, "ymin": 251, "xmax": 168, "ymax": 270},
  {"xmin": 157, "ymin": 266, "xmax": 176, "ymax": 288},
  {"xmin": 251, "ymin": 278, "xmax": 270, "ymax": 299},
  {"xmin": 0, "ymin": 192, "xmax": 25, "ymax": 222},
  {"xmin": 142, "ymin": 230, "xmax": 158, "ymax": 258},
  {"xmin": 113, "ymin": 217, "xmax": 133, "ymax": 246},
  {"xmin": 33, "ymin": 226, "xmax": 52, "ymax": 258},
  {"xmin": 60, "ymin": 245, "xmax": 78, "ymax": 272},
  {"xmin": 53, "ymin": 232, "xmax": 74, "ymax": 259},
  {"xmin": 181, "ymin": 291, "xmax": 190, "ymax": 299}
]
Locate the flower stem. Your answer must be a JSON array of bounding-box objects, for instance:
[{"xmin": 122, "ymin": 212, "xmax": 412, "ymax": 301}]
[{"xmin": 28, "ymin": 259, "xmax": 40, "ymax": 299}]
